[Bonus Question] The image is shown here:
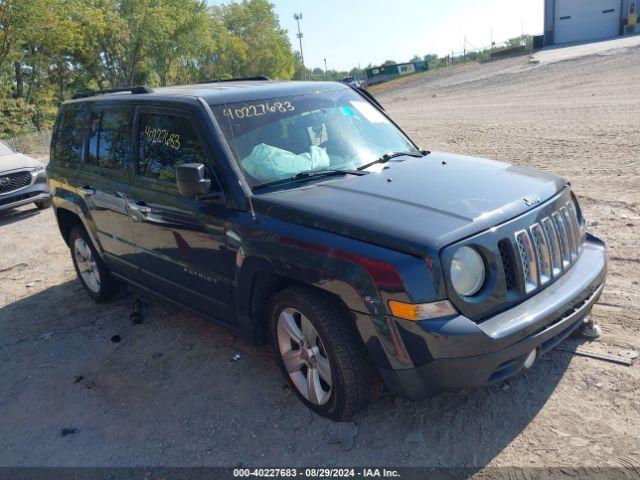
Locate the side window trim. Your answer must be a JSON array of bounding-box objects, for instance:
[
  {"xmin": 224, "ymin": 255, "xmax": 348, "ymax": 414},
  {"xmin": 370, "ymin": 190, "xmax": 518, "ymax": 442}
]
[
  {"xmin": 133, "ymin": 106, "xmax": 223, "ymax": 193},
  {"xmin": 87, "ymin": 110, "xmax": 102, "ymax": 166},
  {"xmin": 85, "ymin": 105, "xmax": 133, "ymax": 174}
]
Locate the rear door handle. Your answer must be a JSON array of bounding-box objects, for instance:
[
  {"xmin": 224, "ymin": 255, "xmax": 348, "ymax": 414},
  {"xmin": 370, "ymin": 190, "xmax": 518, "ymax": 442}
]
[{"xmin": 78, "ymin": 185, "xmax": 95, "ymax": 196}]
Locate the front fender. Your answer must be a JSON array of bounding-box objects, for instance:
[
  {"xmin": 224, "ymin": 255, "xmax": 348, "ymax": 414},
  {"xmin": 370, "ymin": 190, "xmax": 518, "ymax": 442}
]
[
  {"xmin": 231, "ymin": 215, "xmax": 444, "ymax": 317},
  {"xmin": 236, "ymin": 246, "xmax": 373, "ymax": 315}
]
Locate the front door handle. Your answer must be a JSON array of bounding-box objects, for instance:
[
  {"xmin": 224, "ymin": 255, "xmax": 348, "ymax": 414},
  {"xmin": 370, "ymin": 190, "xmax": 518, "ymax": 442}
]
[
  {"xmin": 127, "ymin": 200, "xmax": 153, "ymax": 221},
  {"xmin": 129, "ymin": 201, "xmax": 152, "ymax": 214},
  {"xmin": 78, "ymin": 185, "xmax": 95, "ymax": 196}
]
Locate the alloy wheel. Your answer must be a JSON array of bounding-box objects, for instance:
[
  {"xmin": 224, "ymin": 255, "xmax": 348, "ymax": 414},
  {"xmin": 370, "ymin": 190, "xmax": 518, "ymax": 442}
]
[
  {"xmin": 73, "ymin": 238, "xmax": 101, "ymax": 293},
  {"xmin": 276, "ymin": 307, "xmax": 332, "ymax": 405}
]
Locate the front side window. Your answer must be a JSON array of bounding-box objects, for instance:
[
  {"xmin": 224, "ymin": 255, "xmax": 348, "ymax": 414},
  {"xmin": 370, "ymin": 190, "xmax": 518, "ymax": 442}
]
[
  {"xmin": 54, "ymin": 108, "xmax": 89, "ymax": 163},
  {"xmin": 138, "ymin": 113, "xmax": 207, "ymax": 183},
  {"xmin": 88, "ymin": 110, "xmax": 131, "ymax": 170},
  {"xmin": 210, "ymin": 86, "xmax": 418, "ymax": 188}
]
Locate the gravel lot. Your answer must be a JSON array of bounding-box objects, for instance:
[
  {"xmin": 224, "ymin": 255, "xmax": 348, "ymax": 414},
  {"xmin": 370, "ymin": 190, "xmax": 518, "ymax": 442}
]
[{"xmin": 1, "ymin": 41, "xmax": 639, "ymax": 469}]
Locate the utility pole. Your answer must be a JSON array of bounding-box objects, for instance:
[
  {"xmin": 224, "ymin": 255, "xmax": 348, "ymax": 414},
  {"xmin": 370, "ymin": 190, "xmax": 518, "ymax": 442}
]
[
  {"xmin": 294, "ymin": 13, "xmax": 305, "ymax": 80},
  {"xmin": 463, "ymin": 36, "xmax": 466, "ymax": 62}
]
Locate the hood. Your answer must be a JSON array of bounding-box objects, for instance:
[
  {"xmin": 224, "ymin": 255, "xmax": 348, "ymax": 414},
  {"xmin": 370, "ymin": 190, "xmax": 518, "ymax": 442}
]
[
  {"xmin": 0, "ymin": 153, "xmax": 43, "ymax": 173},
  {"xmin": 254, "ymin": 152, "xmax": 567, "ymax": 257}
]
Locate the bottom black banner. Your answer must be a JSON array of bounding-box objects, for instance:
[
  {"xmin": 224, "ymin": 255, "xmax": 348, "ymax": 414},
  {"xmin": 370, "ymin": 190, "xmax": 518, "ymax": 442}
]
[{"xmin": 0, "ymin": 467, "xmax": 639, "ymax": 480}]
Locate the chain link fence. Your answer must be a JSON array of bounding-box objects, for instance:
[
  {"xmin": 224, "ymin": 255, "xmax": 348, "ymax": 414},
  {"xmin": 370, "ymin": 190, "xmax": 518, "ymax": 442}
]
[{"xmin": 2, "ymin": 130, "xmax": 52, "ymax": 162}]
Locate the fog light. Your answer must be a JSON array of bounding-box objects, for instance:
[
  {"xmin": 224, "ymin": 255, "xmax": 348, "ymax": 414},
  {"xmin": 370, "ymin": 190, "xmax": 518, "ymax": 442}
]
[{"xmin": 523, "ymin": 349, "xmax": 537, "ymax": 369}]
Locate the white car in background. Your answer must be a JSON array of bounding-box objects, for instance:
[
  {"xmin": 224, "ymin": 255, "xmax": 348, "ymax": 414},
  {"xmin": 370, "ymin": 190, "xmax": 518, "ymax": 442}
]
[{"xmin": 0, "ymin": 140, "xmax": 51, "ymax": 212}]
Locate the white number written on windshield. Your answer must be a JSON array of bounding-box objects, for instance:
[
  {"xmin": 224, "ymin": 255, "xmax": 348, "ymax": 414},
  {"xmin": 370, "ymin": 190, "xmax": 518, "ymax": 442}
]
[{"xmin": 223, "ymin": 101, "xmax": 295, "ymax": 120}]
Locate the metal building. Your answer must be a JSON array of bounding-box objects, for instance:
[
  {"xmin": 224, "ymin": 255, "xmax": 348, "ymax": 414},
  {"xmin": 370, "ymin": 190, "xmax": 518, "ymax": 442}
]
[
  {"xmin": 544, "ymin": 0, "xmax": 637, "ymax": 44},
  {"xmin": 365, "ymin": 61, "xmax": 428, "ymax": 86}
]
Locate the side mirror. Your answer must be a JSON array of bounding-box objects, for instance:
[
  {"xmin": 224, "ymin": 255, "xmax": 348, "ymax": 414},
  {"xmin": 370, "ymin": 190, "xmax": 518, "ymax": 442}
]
[{"xmin": 176, "ymin": 163, "xmax": 212, "ymax": 197}]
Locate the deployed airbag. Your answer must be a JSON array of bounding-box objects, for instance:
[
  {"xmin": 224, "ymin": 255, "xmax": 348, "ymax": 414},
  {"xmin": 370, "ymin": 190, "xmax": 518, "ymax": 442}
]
[{"xmin": 240, "ymin": 144, "xmax": 330, "ymax": 183}]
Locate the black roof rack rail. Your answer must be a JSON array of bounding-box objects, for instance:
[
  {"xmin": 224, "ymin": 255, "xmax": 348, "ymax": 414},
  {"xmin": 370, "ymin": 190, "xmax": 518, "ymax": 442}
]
[
  {"xmin": 197, "ymin": 76, "xmax": 271, "ymax": 84},
  {"xmin": 72, "ymin": 86, "xmax": 153, "ymax": 100}
]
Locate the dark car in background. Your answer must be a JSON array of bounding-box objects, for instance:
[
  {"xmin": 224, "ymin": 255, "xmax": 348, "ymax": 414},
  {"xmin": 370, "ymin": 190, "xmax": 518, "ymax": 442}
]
[
  {"xmin": 46, "ymin": 80, "xmax": 607, "ymax": 420},
  {"xmin": 0, "ymin": 140, "xmax": 51, "ymax": 212}
]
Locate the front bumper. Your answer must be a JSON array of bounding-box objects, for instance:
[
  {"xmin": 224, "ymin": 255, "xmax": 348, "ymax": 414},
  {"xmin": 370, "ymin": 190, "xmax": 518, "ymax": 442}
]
[
  {"xmin": 0, "ymin": 171, "xmax": 50, "ymax": 211},
  {"xmin": 355, "ymin": 234, "xmax": 607, "ymax": 399}
]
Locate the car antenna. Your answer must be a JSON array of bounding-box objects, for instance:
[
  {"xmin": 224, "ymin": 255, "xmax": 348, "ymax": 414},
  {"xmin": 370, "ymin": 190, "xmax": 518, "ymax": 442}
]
[{"xmin": 215, "ymin": 66, "xmax": 257, "ymax": 222}]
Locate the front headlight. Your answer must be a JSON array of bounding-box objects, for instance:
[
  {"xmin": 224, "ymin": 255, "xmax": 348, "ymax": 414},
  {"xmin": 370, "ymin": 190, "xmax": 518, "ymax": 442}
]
[
  {"xmin": 450, "ymin": 246, "xmax": 485, "ymax": 297},
  {"xmin": 30, "ymin": 164, "xmax": 44, "ymax": 174}
]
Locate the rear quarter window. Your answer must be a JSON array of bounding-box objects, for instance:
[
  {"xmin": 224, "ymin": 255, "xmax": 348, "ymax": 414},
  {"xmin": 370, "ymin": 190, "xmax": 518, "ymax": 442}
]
[{"xmin": 53, "ymin": 107, "xmax": 89, "ymax": 164}]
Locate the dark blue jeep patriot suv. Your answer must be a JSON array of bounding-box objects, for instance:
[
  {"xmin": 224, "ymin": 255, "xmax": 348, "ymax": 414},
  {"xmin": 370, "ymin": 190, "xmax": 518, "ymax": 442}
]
[{"xmin": 48, "ymin": 79, "xmax": 607, "ymax": 420}]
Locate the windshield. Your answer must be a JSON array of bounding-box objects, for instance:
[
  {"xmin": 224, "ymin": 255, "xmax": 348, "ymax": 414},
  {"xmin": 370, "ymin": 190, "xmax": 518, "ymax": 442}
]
[
  {"xmin": 211, "ymin": 87, "xmax": 418, "ymax": 188},
  {"xmin": 0, "ymin": 140, "xmax": 15, "ymax": 156}
]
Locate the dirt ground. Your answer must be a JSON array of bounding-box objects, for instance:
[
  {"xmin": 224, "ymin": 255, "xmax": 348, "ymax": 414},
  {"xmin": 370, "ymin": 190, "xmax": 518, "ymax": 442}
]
[{"xmin": 1, "ymin": 41, "xmax": 639, "ymax": 469}]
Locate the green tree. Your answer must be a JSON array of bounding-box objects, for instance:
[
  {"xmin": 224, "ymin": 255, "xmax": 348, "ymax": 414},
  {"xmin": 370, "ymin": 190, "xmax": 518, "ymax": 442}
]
[
  {"xmin": 70, "ymin": 0, "xmax": 130, "ymax": 89},
  {"xmin": 0, "ymin": 0, "xmax": 299, "ymax": 136},
  {"xmin": 147, "ymin": 0, "xmax": 211, "ymax": 85},
  {"xmin": 291, "ymin": 50, "xmax": 308, "ymax": 80},
  {"xmin": 219, "ymin": 0, "xmax": 295, "ymax": 79},
  {"xmin": 199, "ymin": 13, "xmax": 249, "ymax": 81}
]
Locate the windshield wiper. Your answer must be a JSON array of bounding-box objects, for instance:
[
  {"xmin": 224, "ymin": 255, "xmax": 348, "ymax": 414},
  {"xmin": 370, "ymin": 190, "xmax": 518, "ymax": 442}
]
[
  {"xmin": 293, "ymin": 169, "xmax": 366, "ymax": 180},
  {"xmin": 357, "ymin": 150, "xmax": 426, "ymax": 171},
  {"xmin": 252, "ymin": 169, "xmax": 365, "ymax": 191}
]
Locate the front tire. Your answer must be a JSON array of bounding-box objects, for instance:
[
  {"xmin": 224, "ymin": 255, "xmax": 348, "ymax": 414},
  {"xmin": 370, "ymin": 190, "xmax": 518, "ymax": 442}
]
[
  {"xmin": 69, "ymin": 227, "xmax": 121, "ymax": 302},
  {"xmin": 270, "ymin": 286, "xmax": 379, "ymax": 420}
]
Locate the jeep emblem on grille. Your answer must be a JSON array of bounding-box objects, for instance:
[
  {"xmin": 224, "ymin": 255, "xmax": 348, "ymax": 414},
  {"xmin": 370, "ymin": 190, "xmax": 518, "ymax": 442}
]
[
  {"xmin": 524, "ymin": 194, "xmax": 541, "ymax": 206},
  {"xmin": 0, "ymin": 177, "xmax": 10, "ymax": 187}
]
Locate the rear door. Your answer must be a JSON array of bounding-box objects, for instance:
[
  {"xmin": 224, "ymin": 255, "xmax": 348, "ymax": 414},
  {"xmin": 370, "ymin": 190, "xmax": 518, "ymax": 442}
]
[
  {"xmin": 80, "ymin": 105, "xmax": 139, "ymax": 279},
  {"xmin": 126, "ymin": 106, "xmax": 236, "ymax": 322},
  {"xmin": 49, "ymin": 104, "xmax": 138, "ymax": 279}
]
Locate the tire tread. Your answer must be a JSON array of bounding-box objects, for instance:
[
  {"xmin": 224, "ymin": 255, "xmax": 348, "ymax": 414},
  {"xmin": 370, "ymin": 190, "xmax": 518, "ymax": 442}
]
[{"xmin": 270, "ymin": 286, "xmax": 379, "ymax": 420}]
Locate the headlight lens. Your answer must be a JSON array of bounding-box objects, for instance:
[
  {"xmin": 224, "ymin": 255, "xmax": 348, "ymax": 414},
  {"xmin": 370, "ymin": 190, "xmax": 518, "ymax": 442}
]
[
  {"xmin": 450, "ymin": 246, "xmax": 485, "ymax": 297},
  {"xmin": 30, "ymin": 165, "xmax": 44, "ymax": 174}
]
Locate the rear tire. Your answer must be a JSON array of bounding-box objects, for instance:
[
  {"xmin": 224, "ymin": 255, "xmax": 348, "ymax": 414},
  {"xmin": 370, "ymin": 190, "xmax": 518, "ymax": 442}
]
[
  {"xmin": 35, "ymin": 199, "xmax": 52, "ymax": 210},
  {"xmin": 270, "ymin": 286, "xmax": 379, "ymax": 420},
  {"xmin": 69, "ymin": 227, "xmax": 122, "ymax": 302}
]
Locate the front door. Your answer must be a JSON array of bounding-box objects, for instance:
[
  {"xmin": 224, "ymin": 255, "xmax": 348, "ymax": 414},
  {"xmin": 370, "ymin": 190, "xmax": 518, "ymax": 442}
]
[{"xmin": 126, "ymin": 107, "xmax": 236, "ymax": 323}]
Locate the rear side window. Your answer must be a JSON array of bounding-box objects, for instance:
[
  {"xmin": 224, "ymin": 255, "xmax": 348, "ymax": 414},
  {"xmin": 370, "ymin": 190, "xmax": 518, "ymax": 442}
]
[
  {"xmin": 88, "ymin": 110, "xmax": 131, "ymax": 170},
  {"xmin": 138, "ymin": 113, "xmax": 207, "ymax": 183},
  {"xmin": 54, "ymin": 108, "xmax": 89, "ymax": 163}
]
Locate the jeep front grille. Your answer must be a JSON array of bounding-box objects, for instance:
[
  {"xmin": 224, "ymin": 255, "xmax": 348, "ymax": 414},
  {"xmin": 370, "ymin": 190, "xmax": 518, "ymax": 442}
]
[
  {"xmin": 541, "ymin": 217, "xmax": 562, "ymax": 276},
  {"xmin": 0, "ymin": 171, "xmax": 32, "ymax": 194},
  {"xmin": 498, "ymin": 239, "xmax": 517, "ymax": 291},
  {"xmin": 513, "ymin": 201, "xmax": 583, "ymax": 294}
]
